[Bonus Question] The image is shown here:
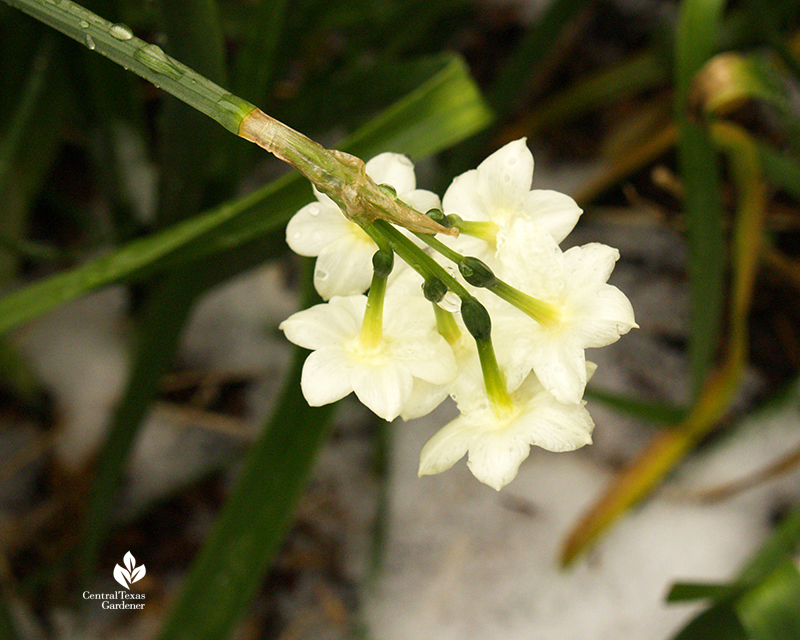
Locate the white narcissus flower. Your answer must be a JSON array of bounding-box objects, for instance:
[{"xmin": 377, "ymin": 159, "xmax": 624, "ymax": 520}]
[
  {"xmin": 285, "ymin": 152, "xmax": 440, "ymax": 300},
  {"xmin": 491, "ymin": 218, "xmax": 638, "ymax": 404},
  {"xmin": 418, "ymin": 365, "xmax": 596, "ymax": 491},
  {"xmin": 279, "ymin": 294, "xmax": 456, "ymax": 421},
  {"xmin": 442, "ymin": 138, "xmax": 583, "ymax": 259}
]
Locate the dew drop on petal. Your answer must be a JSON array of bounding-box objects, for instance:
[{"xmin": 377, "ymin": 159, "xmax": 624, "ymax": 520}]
[
  {"xmin": 307, "ymin": 204, "xmax": 320, "ymax": 216},
  {"xmin": 311, "ymin": 230, "xmax": 322, "ymax": 243},
  {"xmin": 291, "ymin": 231, "xmax": 302, "ymax": 240},
  {"xmin": 85, "ymin": 35, "xmax": 96, "ymax": 50},
  {"xmin": 79, "ymin": 19, "xmax": 89, "ymax": 28},
  {"xmin": 315, "ymin": 268, "xmax": 329, "ymax": 282}
]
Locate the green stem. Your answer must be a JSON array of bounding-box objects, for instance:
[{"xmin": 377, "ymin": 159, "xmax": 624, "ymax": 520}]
[
  {"xmin": 413, "ymin": 230, "xmax": 463, "ymax": 263},
  {"xmin": 433, "ymin": 304, "xmax": 461, "ymax": 345},
  {"xmin": 4, "ymin": 0, "xmax": 254, "ymax": 133},
  {"xmin": 365, "ymin": 220, "xmax": 472, "ymax": 300},
  {"xmin": 416, "ymin": 232, "xmax": 563, "ymax": 327},
  {"xmin": 447, "ymin": 215, "xmax": 499, "ymax": 244},
  {"xmin": 476, "ymin": 338, "xmax": 513, "ymax": 414},
  {"xmin": 360, "ymin": 270, "xmax": 388, "ymax": 349},
  {"xmin": 488, "ymin": 280, "xmax": 562, "ymax": 328}
]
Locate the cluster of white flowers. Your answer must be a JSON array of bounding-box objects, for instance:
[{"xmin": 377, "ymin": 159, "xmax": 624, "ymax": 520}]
[{"xmin": 280, "ymin": 139, "xmax": 637, "ymax": 490}]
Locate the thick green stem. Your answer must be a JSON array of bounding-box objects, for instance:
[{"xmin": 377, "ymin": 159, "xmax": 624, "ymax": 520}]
[
  {"xmin": 239, "ymin": 110, "xmax": 453, "ymax": 235},
  {"xmin": 4, "ymin": 0, "xmax": 255, "ymax": 133},
  {"xmin": 4, "ymin": 0, "xmax": 454, "ymax": 238}
]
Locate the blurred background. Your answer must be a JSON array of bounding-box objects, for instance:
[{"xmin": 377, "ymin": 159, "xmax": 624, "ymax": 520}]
[{"xmin": 1, "ymin": 0, "xmax": 800, "ymax": 638}]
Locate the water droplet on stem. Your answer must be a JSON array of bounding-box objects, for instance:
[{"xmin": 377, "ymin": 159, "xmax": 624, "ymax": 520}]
[{"xmin": 109, "ymin": 23, "xmax": 134, "ymax": 40}]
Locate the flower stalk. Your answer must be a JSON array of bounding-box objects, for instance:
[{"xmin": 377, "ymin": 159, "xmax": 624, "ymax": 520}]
[
  {"xmin": 5, "ymin": 0, "xmax": 454, "ymax": 237},
  {"xmin": 447, "ymin": 214, "xmax": 499, "ymax": 244},
  {"xmin": 359, "ymin": 250, "xmax": 393, "ymax": 349},
  {"xmin": 475, "ymin": 337, "xmax": 514, "ymax": 415},
  {"xmin": 433, "ymin": 305, "xmax": 461, "ymax": 345},
  {"xmin": 488, "ymin": 280, "xmax": 563, "ymax": 328},
  {"xmin": 365, "ymin": 221, "xmax": 472, "ymax": 300},
  {"xmin": 415, "ymin": 233, "xmax": 563, "ymax": 327}
]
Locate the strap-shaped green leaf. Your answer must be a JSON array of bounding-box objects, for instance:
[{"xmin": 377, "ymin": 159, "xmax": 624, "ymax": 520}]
[{"xmin": 675, "ymin": 0, "xmax": 727, "ymax": 398}]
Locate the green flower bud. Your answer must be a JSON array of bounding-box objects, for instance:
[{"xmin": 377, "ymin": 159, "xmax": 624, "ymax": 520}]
[
  {"xmin": 446, "ymin": 213, "xmax": 463, "ymax": 227},
  {"xmin": 426, "ymin": 208, "xmax": 452, "ymax": 228},
  {"xmin": 458, "ymin": 257, "xmax": 497, "ymax": 288},
  {"xmin": 422, "ymin": 277, "xmax": 448, "ymax": 303},
  {"xmin": 372, "ymin": 249, "xmax": 394, "ymax": 278},
  {"xmin": 460, "ymin": 297, "xmax": 492, "ymax": 341}
]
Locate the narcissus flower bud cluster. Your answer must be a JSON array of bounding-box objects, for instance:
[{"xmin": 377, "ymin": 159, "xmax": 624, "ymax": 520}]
[{"xmin": 280, "ymin": 139, "xmax": 637, "ymax": 490}]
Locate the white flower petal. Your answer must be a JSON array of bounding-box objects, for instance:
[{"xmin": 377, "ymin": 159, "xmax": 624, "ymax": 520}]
[
  {"xmin": 466, "ymin": 429, "xmax": 532, "ymax": 491},
  {"xmin": 522, "ymin": 189, "xmax": 582, "ymax": 243},
  {"xmin": 533, "ymin": 336, "xmax": 587, "ymax": 404},
  {"xmin": 300, "ymin": 348, "xmax": 354, "ymax": 406},
  {"xmin": 400, "ymin": 188, "xmax": 441, "ymax": 216},
  {"xmin": 400, "ymin": 379, "xmax": 450, "ymax": 421},
  {"xmin": 418, "ymin": 415, "xmax": 474, "ymax": 476},
  {"xmin": 515, "ymin": 391, "xmax": 594, "ymax": 453},
  {"xmin": 476, "ymin": 138, "xmax": 533, "ymax": 215},
  {"xmin": 279, "ymin": 297, "xmax": 364, "ymax": 350},
  {"xmin": 442, "ymin": 169, "xmax": 490, "ymax": 222},
  {"xmin": 384, "ymin": 295, "xmax": 436, "ymax": 333},
  {"xmin": 571, "ymin": 285, "xmax": 638, "ymax": 348},
  {"xmin": 386, "ymin": 266, "xmax": 424, "ymax": 296},
  {"xmin": 563, "ymin": 243, "xmax": 620, "ymax": 285},
  {"xmin": 400, "ymin": 342, "xmax": 456, "ymax": 385},
  {"xmin": 285, "ymin": 201, "xmax": 348, "ymax": 256},
  {"xmin": 366, "ymin": 152, "xmax": 416, "ymax": 194},
  {"xmin": 351, "ymin": 360, "xmax": 412, "ymax": 421},
  {"xmin": 311, "ymin": 185, "xmax": 337, "ymax": 209},
  {"xmin": 314, "ymin": 239, "xmax": 375, "ymax": 299},
  {"xmin": 496, "ymin": 219, "xmax": 564, "ymax": 298}
]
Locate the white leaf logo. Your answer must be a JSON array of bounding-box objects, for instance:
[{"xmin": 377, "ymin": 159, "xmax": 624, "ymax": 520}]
[{"xmin": 113, "ymin": 551, "xmax": 146, "ymax": 589}]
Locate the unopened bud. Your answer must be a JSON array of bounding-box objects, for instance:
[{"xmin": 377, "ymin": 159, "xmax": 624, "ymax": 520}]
[
  {"xmin": 426, "ymin": 209, "xmax": 452, "ymax": 228},
  {"xmin": 372, "ymin": 249, "xmax": 394, "ymax": 278},
  {"xmin": 460, "ymin": 297, "xmax": 492, "ymax": 341},
  {"xmin": 422, "ymin": 277, "xmax": 448, "ymax": 303},
  {"xmin": 447, "ymin": 213, "xmax": 463, "ymax": 227},
  {"xmin": 458, "ymin": 257, "xmax": 497, "ymax": 288}
]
